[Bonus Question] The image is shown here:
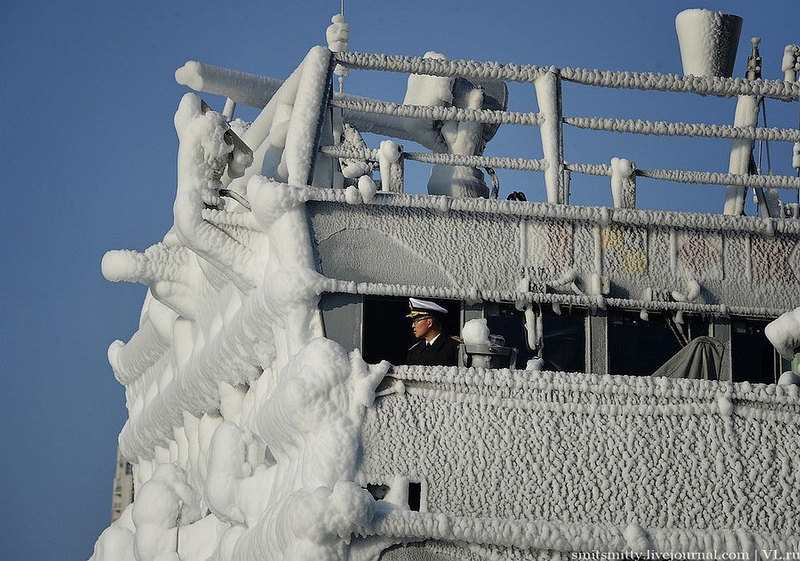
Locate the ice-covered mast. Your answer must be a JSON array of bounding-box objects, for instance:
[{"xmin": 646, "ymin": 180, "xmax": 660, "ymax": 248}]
[{"xmin": 326, "ymin": 4, "xmax": 349, "ymax": 93}]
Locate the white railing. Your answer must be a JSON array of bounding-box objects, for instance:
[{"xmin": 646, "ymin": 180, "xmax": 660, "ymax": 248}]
[{"xmin": 330, "ymin": 51, "xmax": 800, "ymax": 212}]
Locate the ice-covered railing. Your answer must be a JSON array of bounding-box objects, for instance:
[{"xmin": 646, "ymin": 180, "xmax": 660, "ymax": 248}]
[{"xmin": 329, "ymin": 51, "xmax": 800, "ymax": 212}]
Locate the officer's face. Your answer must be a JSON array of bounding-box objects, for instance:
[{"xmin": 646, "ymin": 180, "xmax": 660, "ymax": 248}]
[{"xmin": 411, "ymin": 316, "xmax": 433, "ymax": 339}]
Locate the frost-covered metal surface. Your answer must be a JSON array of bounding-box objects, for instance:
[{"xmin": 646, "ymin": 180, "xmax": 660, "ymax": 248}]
[
  {"xmin": 360, "ymin": 366, "xmax": 800, "ymax": 554},
  {"xmin": 309, "ymin": 193, "xmax": 800, "ymax": 315}
]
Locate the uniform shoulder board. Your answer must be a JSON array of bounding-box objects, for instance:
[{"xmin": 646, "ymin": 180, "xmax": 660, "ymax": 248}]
[
  {"xmin": 450, "ymin": 336, "xmax": 464, "ymax": 343},
  {"xmin": 409, "ymin": 341, "xmax": 424, "ymax": 351}
]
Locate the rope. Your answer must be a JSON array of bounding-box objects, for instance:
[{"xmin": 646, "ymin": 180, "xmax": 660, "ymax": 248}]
[
  {"xmin": 564, "ymin": 163, "xmax": 612, "ymax": 177},
  {"xmin": 559, "ymin": 67, "xmax": 800, "ymax": 101},
  {"xmin": 562, "ymin": 162, "xmax": 800, "ymax": 191},
  {"xmin": 320, "ymin": 277, "xmax": 789, "ymax": 318},
  {"xmin": 301, "ymin": 185, "xmax": 800, "ymax": 235},
  {"xmin": 333, "ymin": 97, "xmax": 800, "ymax": 144}
]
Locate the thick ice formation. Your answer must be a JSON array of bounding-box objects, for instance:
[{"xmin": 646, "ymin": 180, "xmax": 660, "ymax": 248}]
[
  {"xmin": 93, "ymin": 56, "xmax": 398, "ymax": 559},
  {"xmin": 461, "ymin": 318, "xmax": 490, "ymax": 347},
  {"xmin": 766, "ymin": 307, "xmax": 800, "ymax": 360},
  {"xmin": 361, "ymin": 365, "xmax": 800, "ymax": 555}
]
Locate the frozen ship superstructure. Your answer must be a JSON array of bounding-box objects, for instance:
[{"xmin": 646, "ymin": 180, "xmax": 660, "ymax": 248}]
[{"xmin": 93, "ymin": 10, "xmax": 800, "ymax": 561}]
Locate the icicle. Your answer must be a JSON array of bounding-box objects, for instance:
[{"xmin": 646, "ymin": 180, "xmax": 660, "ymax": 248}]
[
  {"xmin": 523, "ymin": 304, "xmax": 541, "ymax": 352},
  {"xmin": 640, "ymin": 287, "xmax": 652, "ymax": 321}
]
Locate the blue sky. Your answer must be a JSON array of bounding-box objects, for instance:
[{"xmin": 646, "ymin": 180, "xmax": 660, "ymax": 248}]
[{"xmin": 2, "ymin": 1, "xmax": 799, "ymax": 558}]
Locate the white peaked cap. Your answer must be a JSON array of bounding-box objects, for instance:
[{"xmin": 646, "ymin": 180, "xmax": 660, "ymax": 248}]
[{"xmin": 407, "ymin": 298, "xmax": 448, "ymax": 318}]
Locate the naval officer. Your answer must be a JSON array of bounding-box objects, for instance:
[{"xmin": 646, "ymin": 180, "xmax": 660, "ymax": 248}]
[{"xmin": 405, "ymin": 298, "xmax": 462, "ymax": 366}]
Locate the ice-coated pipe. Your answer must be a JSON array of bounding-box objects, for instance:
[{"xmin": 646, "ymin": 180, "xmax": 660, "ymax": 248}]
[
  {"xmin": 283, "ymin": 46, "xmax": 335, "ymax": 186},
  {"xmin": 175, "ymin": 61, "xmax": 283, "ymax": 108},
  {"xmin": 723, "ymin": 94, "xmax": 759, "ymax": 216},
  {"xmin": 794, "ymin": 142, "xmax": 800, "ymax": 170}
]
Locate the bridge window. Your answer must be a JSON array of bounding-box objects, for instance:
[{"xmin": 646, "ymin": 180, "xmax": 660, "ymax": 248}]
[
  {"xmin": 730, "ymin": 317, "xmax": 785, "ymax": 384},
  {"xmin": 608, "ymin": 310, "xmax": 708, "ymax": 376},
  {"xmin": 485, "ymin": 303, "xmax": 586, "ymax": 372},
  {"xmin": 362, "ymin": 296, "xmax": 461, "ymax": 366}
]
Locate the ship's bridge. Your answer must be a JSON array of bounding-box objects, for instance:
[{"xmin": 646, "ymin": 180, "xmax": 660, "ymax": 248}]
[{"xmin": 96, "ymin": 21, "xmax": 800, "ymax": 560}]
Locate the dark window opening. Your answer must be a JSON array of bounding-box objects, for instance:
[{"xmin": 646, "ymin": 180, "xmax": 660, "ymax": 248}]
[
  {"xmin": 731, "ymin": 317, "xmax": 782, "ymax": 384},
  {"xmin": 408, "ymin": 481, "xmax": 422, "ymax": 512},
  {"xmin": 362, "ymin": 296, "xmax": 461, "ymax": 366},
  {"xmin": 608, "ymin": 310, "xmax": 708, "ymax": 376},
  {"xmin": 485, "ymin": 303, "xmax": 586, "ymax": 372},
  {"xmin": 541, "ymin": 307, "xmax": 586, "ymax": 372}
]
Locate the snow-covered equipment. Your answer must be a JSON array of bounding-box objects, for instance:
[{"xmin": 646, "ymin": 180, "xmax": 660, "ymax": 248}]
[
  {"xmin": 651, "ymin": 335, "xmax": 725, "ymax": 380},
  {"xmin": 676, "ymin": 9, "xmax": 742, "ymax": 78}
]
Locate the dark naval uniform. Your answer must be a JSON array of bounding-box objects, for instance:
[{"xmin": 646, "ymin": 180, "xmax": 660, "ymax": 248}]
[{"xmin": 407, "ymin": 334, "xmax": 462, "ymax": 366}]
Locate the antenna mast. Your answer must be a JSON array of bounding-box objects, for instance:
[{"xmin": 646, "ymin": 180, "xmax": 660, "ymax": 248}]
[{"xmin": 326, "ymin": 1, "xmax": 349, "ymax": 92}]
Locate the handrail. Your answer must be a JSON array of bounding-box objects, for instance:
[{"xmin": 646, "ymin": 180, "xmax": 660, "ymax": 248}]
[
  {"xmin": 174, "ymin": 55, "xmax": 800, "ymax": 207},
  {"xmin": 335, "ymin": 51, "xmax": 800, "ymax": 101},
  {"xmin": 563, "ymin": 117, "xmax": 800, "ymax": 142},
  {"xmin": 330, "ymin": 98, "xmax": 545, "ymax": 127},
  {"xmin": 321, "ymin": 145, "xmax": 800, "ymax": 192},
  {"xmin": 320, "ymin": 145, "xmax": 547, "ymax": 172},
  {"xmin": 333, "ymin": 93, "xmax": 800, "ymax": 142},
  {"xmin": 328, "ymin": 50, "xmax": 800, "ymax": 209}
]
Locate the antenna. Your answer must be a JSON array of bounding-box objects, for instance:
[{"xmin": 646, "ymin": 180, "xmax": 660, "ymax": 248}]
[{"xmin": 326, "ymin": 3, "xmax": 349, "ymax": 93}]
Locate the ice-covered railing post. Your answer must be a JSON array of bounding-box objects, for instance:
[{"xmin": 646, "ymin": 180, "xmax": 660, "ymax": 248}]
[
  {"xmin": 534, "ymin": 67, "xmax": 566, "ymax": 204},
  {"xmin": 378, "ymin": 139, "xmax": 403, "ymax": 193},
  {"xmin": 785, "ymin": 44, "xmax": 800, "ymax": 203},
  {"xmin": 611, "ymin": 157, "xmax": 636, "ymax": 209},
  {"xmin": 326, "ymin": 13, "xmax": 349, "ymax": 93}
]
